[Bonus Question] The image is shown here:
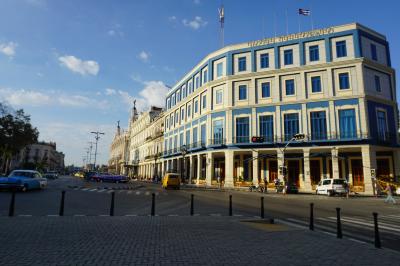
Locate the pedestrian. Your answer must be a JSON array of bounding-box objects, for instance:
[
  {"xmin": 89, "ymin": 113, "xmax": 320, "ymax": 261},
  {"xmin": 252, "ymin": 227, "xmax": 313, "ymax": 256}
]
[
  {"xmin": 344, "ymin": 180, "xmax": 350, "ymax": 199},
  {"xmin": 264, "ymin": 176, "xmax": 268, "ymax": 193},
  {"xmin": 217, "ymin": 175, "xmax": 221, "ymax": 189},
  {"xmin": 384, "ymin": 184, "xmax": 396, "ymax": 204}
]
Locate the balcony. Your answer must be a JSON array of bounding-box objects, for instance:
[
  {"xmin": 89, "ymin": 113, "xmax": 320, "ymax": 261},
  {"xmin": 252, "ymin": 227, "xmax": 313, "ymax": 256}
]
[
  {"xmin": 233, "ymin": 137, "xmax": 250, "ymax": 144},
  {"xmin": 208, "ymin": 138, "xmax": 226, "ymax": 146}
]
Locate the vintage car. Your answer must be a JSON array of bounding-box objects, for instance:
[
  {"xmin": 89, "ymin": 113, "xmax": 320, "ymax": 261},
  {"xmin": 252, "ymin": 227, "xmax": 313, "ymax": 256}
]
[
  {"xmin": 43, "ymin": 171, "xmax": 58, "ymax": 179},
  {"xmin": 0, "ymin": 170, "xmax": 47, "ymax": 192},
  {"xmin": 162, "ymin": 173, "xmax": 181, "ymax": 189},
  {"xmin": 92, "ymin": 173, "xmax": 128, "ymax": 183}
]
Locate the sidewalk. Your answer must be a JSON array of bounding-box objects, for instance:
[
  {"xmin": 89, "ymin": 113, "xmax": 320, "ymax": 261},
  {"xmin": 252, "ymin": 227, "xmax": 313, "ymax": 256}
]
[{"xmin": 0, "ymin": 216, "xmax": 398, "ymax": 265}]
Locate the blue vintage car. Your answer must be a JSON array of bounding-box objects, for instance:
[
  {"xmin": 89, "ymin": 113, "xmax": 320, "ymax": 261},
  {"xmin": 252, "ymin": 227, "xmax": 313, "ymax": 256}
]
[
  {"xmin": 0, "ymin": 170, "xmax": 48, "ymax": 192},
  {"xmin": 92, "ymin": 173, "xmax": 128, "ymax": 183}
]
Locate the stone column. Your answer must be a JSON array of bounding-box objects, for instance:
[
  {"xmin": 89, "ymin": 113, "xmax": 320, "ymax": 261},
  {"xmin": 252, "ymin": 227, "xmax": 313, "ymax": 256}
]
[
  {"xmin": 189, "ymin": 156, "xmax": 193, "ymax": 184},
  {"xmin": 196, "ymin": 154, "xmax": 201, "ymax": 185},
  {"xmin": 393, "ymin": 150, "xmax": 400, "ymax": 182},
  {"xmin": 331, "ymin": 147, "xmax": 340, "ymax": 179},
  {"xmin": 361, "ymin": 145, "xmax": 377, "ymax": 195},
  {"xmin": 206, "ymin": 152, "xmax": 213, "ymax": 186},
  {"xmin": 225, "ymin": 150, "xmax": 234, "ymax": 188},
  {"xmin": 303, "ymin": 148, "xmax": 312, "ymax": 192},
  {"xmin": 252, "ymin": 150, "xmax": 259, "ymax": 185},
  {"xmin": 277, "ymin": 149, "xmax": 285, "ymax": 183}
]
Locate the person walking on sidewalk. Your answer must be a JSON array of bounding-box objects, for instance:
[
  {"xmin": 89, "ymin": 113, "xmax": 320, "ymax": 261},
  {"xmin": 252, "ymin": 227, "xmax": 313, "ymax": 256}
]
[{"xmin": 384, "ymin": 184, "xmax": 396, "ymax": 204}]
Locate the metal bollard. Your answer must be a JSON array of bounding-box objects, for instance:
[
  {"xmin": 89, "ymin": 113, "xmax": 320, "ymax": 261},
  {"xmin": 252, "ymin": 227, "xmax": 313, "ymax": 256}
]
[
  {"xmin": 260, "ymin": 197, "xmax": 264, "ymax": 218},
  {"xmin": 59, "ymin": 191, "xmax": 66, "ymax": 216},
  {"xmin": 336, "ymin": 207, "xmax": 342, "ymax": 238},
  {"xmin": 373, "ymin": 212, "xmax": 381, "ymax": 248},
  {"xmin": 229, "ymin": 195, "xmax": 232, "ymax": 216},
  {"xmin": 110, "ymin": 191, "xmax": 115, "ymax": 216},
  {"xmin": 190, "ymin": 194, "xmax": 194, "ymax": 216},
  {"xmin": 8, "ymin": 191, "xmax": 16, "ymax": 217},
  {"xmin": 309, "ymin": 203, "xmax": 314, "ymax": 231},
  {"xmin": 151, "ymin": 193, "xmax": 155, "ymax": 216}
]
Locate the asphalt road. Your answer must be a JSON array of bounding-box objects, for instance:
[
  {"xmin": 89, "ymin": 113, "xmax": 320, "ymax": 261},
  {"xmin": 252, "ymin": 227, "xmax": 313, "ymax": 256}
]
[{"xmin": 1, "ymin": 175, "xmax": 399, "ymax": 251}]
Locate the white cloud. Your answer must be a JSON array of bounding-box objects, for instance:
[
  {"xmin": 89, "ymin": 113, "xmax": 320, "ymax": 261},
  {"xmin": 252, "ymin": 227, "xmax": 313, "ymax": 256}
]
[
  {"xmin": 0, "ymin": 88, "xmax": 51, "ymax": 106},
  {"xmin": 137, "ymin": 51, "xmax": 150, "ymax": 63},
  {"xmin": 193, "ymin": 0, "xmax": 201, "ymax": 5},
  {"xmin": 0, "ymin": 42, "xmax": 17, "ymax": 57},
  {"xmin": 58, "ymin": 55, "xmax": 99, "ymax": 76},
  {"xmin": 107, "ymin": 23, "xmax": 124, "ymax": 37},
  {"xmin": 182, "ymin": 16, "xmax": 208, "ymax": 30},
  {"xmin": 130, "ymin": 73, "xmax": 143, "ymax": 83},
  {"xmin": 105, "ymin": 88, "xmax": 117, "ymax": 95},
  {"xmin": 168, "ymin": 16, "xmax": 177, "ymax": 22}
]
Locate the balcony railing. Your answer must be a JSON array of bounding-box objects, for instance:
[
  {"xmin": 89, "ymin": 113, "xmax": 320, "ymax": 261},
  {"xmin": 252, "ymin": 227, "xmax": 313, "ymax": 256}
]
[
  {"xmin": 233, "ymin": 137, "xmax": 250, "ymax": 144},
  {"xmin": 209, "ymin": 138, "xmax": 226, "ymax": 146}
]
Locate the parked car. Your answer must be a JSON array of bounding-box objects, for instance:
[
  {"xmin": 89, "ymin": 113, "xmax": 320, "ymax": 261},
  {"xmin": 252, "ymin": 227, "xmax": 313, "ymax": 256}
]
[
  {"xmin": 0, "ymin": 170, "xmax": 47, "ymax": 192},
  {"xmin": 43, "ymin": 171, "xmax": 58, "ymax": 179},
  {"xmin": 92, "ymin": 173, "xmax": 128, "ymax": 183},
  {"xmin": 162, "ymin": 173, "xmax": 180, "ymax": 189},
  {"xmin": 316, "ymin": 178, "xmax": 347, "ymax": 196},
  {"xmin": 285, "ymin": 183, "xmax": 299, "ymax": 194}
]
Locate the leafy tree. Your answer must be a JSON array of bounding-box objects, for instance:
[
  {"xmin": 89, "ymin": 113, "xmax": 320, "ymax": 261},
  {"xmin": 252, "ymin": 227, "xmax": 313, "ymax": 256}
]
[{"xmin": 0, "ymin": 102, "xmax": 39, "ymax": 173}]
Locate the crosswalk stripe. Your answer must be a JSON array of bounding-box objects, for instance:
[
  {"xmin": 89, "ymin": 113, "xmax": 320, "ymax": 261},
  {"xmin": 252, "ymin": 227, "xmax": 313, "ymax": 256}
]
[
  {"xmin": 18, "ymin": 214, "xmax": 32, "ymax": 217},
  {"xmin": 136, "ymin": 191, "xmax": 141, "ymax": 195},
  {"xmin": 47, "ymin": 214, "xmax": 59, "ymax": 217},
  {"xmin": 127, "ymin": 191, "xmax": 133, "ymax": 194},
  {"xmin": 97, "ymin": 189, "xmax": 106, "ymax": 193},
  {"xmin": 81, "ymin": 188, "xmax": 90, "ymax": 191},
  {"xmin": 340, "ymin": 217, "xmax": 400, "ymax": 234},
  {"xmin": 89, "ymin": 189, "xmax": 97, "ymax": 192},
  {"xmin": 73, "ymin": 187, "xmax": 80, "ymax": 190},
  {"xmin": 74, "ymin": 214, "xmax": 86, "ymax": 217},
  {"xmin": 125, "ymin": 214, "xmax": 137, "ymax": 217},
  {"xmin": 118, "ymin": 190, "xmax": 124, "ymax": 193}
]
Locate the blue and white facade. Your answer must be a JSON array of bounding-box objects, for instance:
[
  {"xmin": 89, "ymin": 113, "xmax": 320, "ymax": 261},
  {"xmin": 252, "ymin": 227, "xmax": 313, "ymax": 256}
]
[{"xmin": 161, "ymin": 23, "xmax": 399, "ymax": 195}]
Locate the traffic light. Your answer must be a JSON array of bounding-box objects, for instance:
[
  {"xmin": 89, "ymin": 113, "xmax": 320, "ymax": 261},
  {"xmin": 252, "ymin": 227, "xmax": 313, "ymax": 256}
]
[
  {"xmin": 293, "ymin": 133, "xmax": 305, "ymax": 141},
  {"xmin": 251, "ymin": 136, "xmax": 264, "ymax": 143},
  {"xmin": 279, "ymin": 166, "xmax": 287, "ymax": 176}
]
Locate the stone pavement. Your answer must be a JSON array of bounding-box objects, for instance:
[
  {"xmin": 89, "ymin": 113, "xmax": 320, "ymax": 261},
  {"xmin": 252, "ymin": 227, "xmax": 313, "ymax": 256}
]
[{"xmin": 0, "ymin": 216, "xmax": 398, "ymax": 265}]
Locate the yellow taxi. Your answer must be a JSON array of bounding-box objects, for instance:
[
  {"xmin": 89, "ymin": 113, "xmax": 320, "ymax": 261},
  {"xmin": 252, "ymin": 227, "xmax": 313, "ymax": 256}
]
[{"xmin": 162, "ymin": 173, "xmax": 181, "ymax": 189}]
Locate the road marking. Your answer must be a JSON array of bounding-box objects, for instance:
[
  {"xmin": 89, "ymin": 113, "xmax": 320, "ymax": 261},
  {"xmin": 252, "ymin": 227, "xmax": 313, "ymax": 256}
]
[
  {"xmin": 210, "ymin": 214, "xmax": 221, "ymax": 217},
  {"xmin": 99, "ymin": 214, "xmax": 110, "ymax": 217},
  {"xmin": 47, "ymin": 214, "xmax": 59, "ymax": 217},
  {"xmin": 145, "ymin": 191, "xmax": 150, "ymax": 196},
  {"xmin": 233, "ymin": 214, "xmax": 243, "ymax": 217},
  {"xmin": 97, "ymin": 189, "xmax": 106, "ymax": 193},
  {"xmin": 81, "ymin": 188, "xmax": 90, "ymax": 191},
  {"xmin": 125, "ymin": 214, "xmax": 137, "ymax": 217},
  {"xmin": 89, "ymin": 189, "xmax": 97, "ymax": 192},
  {"xmin": 340, "ymin": 217, "xmax": 400, "ymax": 233},
  {"xmin": 348, "ymin": 238, "xmax": 368, "ymax": 244},
  {"xmin": 74, "ymin": 214, "xmax": 86, "ymax": 217},
  {"xmin": 127, "ymin": 191, "xmax": 133, "ymax": 194},
  {"xmin": 118, "ymin": 190, "xmax": 124, "ymax": 194},
  {"xmin": 168, "ymin": 214, "xmax": 179, "ymax": 216},
  {"xmin": 18, "ymin": 214, "xmax": 32, "ymax": 217}
]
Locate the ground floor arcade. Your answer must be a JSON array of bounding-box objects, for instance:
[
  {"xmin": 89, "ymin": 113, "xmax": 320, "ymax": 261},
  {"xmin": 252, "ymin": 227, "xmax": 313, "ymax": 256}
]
[
  {"xmin": 128, "ymin": 160, "xmax": 162, "ymax": 180},
  {"xmin": 161, "ymin": 145, "xmax": 400, "ymax": 195}
]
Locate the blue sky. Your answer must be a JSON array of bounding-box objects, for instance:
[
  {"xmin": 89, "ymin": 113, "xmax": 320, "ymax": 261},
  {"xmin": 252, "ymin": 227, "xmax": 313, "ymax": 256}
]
[{"xmin": 0, "ymin": 0, "xmax": 399, "ymax": 166}]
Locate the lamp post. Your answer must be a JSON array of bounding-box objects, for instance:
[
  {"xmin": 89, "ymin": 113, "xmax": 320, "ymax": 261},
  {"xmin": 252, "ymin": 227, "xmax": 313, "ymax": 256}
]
[
  {"xmin": 279, "ymin": 133, "xmax": 306, "ymax": 186},
  {"xmin": 91, "ymin": 131, "xmax": 105, "ymax": 171},
  {"xmin": 180, "ymin": 145, "xmax": 187, "ymax": 184}
]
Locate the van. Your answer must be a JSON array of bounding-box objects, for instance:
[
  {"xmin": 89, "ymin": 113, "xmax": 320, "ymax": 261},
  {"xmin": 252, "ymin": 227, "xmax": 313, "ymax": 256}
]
[
  {"xmin": 162, "ymin": 173, "xmax": 181, "ymax": 189},
  {"xmin": 316, "ymin": 178, "xmax": 347, "ymax": 196}
]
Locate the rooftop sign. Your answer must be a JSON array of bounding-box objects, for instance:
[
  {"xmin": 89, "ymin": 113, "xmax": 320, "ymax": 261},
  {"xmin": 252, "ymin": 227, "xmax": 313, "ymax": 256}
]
[{"xmin": 247, "ymin": 27, "xmax": 335, "ymax": 47}]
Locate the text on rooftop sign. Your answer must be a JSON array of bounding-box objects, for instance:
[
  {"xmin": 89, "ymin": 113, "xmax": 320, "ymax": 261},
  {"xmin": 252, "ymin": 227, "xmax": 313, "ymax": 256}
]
[{"xmin": 247, "ymin": 27, "xmax": 335, "ymax": 47}]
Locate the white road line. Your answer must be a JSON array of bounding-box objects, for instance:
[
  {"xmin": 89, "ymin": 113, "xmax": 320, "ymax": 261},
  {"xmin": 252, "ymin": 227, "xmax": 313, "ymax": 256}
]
[
  {"xmin": 145, "ymin": 191, "xmax": 150, "ymax": 196},
  {"xmin": 18, "ymin": 214, "xmax": 32, "ymax": 217},
  {"xmin": 97, "ymin": 189, "xmax": 106, "ymax": 193},
  {"xmin": 340, "ymin": 217, "xmax": 400, "ymax": 233},
  {"xmin": 348, "ymin": 238, "xmax": 368, "ymax": 244},
  {"xmin": 168, "ymin": 214, "xmax": 179, "ymax": 216},
  {"xmin": 99, "ymin": 214, "xmax": 110, "ymax": 217},
  {"xmin": 81, "ymin": 188, "xmax": 90, "ymax": 191},
  {"xmin": 125, "ymin": 214, "xmax": 137, "ymax": 217},
  {"xmin": 74, "ymin": 214, "xmax": 86, "ymax": 217},
  {"xmin": 89, "ymin": 189, "xmax": 97, "ymax": 192},
  {"xmin": 275, "ymin": 218, "xmax": 307, "ymax": 229},
  {"xmin": 127, "ymin": 191, "xmax": 133, "ymax": 194},
  {"xmin": 136, "ymin": 191, "xmax": 141, "ymax": 195},
  {"xmin": 210, "ymin": 214, "xmax": 222, "ymax": 217},
  {"xmin": 321, "ymin": 216, "xmax": 400, "ymax": 233},
  {"xmin": 118, "ymin": 190, "xmax": 124, "ymax": 193},
  {"xmin": 47, "ymin": 214, "xmax": 59, "ymax": 217}
]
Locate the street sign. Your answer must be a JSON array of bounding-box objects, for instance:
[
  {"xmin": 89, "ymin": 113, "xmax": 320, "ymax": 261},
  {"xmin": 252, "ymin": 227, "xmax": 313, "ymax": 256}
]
[{"xmin": 371, "ymin": 169, "xmax": 376, "ymax": 179}]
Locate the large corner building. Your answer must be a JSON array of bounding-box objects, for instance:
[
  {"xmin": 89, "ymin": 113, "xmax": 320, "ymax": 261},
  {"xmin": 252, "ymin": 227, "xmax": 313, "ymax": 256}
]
[{"xmin": 161, "ymin": 23, "xmax": 399, "ymax": 195}]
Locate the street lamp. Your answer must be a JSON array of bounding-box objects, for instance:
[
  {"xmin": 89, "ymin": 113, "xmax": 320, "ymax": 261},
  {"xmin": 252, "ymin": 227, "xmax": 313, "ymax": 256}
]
[
  {"xmin": 91, "ymin": 131, "xmax": 105, "ymax": 170},
  {"xmin": 279, "ymin": 133, "xmax": 306, "ymax": 186},
  {"xmin": 180, "ymin": 145, "xmax": 187, "ymax": 183}
]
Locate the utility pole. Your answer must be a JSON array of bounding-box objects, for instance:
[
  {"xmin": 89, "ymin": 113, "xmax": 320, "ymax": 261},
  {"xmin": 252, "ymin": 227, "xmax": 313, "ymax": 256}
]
[
  {"xmin": 91, "ymin": 131, "xmax": 105, "ymax": 171},
  {"xmin": 88, "ymin": 142, "xmax": 94, "ymax": 170}
]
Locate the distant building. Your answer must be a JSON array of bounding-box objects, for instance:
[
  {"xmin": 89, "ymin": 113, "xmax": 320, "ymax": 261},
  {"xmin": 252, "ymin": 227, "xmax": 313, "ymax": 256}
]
[{"xmin": 108, "ymin": 123, "xmax": 130, "ymax": 175}]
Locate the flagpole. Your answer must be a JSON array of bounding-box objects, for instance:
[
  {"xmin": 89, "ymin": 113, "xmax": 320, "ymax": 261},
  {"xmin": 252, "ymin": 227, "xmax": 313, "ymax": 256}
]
[
  {"xmin": 274, "ymin": 11, "xmax": 277, "ymax": 38},
  {"xmin": 298, "ymin": 12, "xmax": 301, "ymax": 33},
  {"xmin": 310, "ymin": 3, "xmax": 314, "ymax": 30}
]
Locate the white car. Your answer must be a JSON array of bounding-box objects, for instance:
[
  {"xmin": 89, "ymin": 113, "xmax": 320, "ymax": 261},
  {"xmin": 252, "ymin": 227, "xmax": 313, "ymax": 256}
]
[{"xmin": 316, "ymin": 178, "xmax": 347, "ymax": 196}]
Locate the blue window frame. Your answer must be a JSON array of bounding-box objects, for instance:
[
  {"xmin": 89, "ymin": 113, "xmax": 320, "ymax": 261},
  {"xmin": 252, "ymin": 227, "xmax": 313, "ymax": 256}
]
[
  {"xmin": 377, "ymin": 110, "xmax": 388, "ymax": 141},
  {"xmin": 238, "ymin": 85, "xmax": 247, "ymax": 100},
  {"xmin": 374, "ymin": 75, "xmax": 381, "ymax": 92},
  {"xmin": 309, "ymin": 45, "xmax": 319, "ymax": 61},
  {"xmin": 202, "ymin": 94, "xmax": 206, "ymax": 109},
  {"xmin": 284, "ymin": 113, "xmax": 299, "ymax": 141},
  {"xmin": 285, "ymin": 79, "xmax": 295, "ymax": 95},
  {"xmin": 213, "ymin": 120, "xmax": 224, "ymax": 144},
  {"xmin": 371, "ymin": 43, "xmax": 378, "ymax": 61},
  {"xmin": 261, "ymin": 82, "xmax": 271, "ymax": 98},
  {"xmin": 260, "ymin": 53, "xmax": 269, "ymax": 68},
  {"xmin": 236, "ymin": 117, "xmax": 249, "ymax": 143},
  {"xmin": 339, "ymin": 73, "xmax": 350, "ymax": 90},
  {"xmin": 201, "ymin": 124, "xmax": 206, "ymax": 146},
  {"xmin": 259, "ymin": 115, "xmax": 274, "ymax": 142},
  {"xmin": 216, "ymin": 90, "xmax": 223, "ymax": 104},
  {"xmin": 339, "ymin": 109, "xmax": 357, "ymax": 139},
  {"xmin": 179, "ymin": 132, "xmax": 184, "ymax": 147},
  {"xmin": 185, "ymin": 130, "xmax": 190, "ymax": 146},
  {"xmin": 311, "ymin": 76, "xmax": 322, "ymax": 93},
  {"xmin": 336, "ymin": 41, "xmax": 347, "ymax": 58},
  {"xmin": 203, "ymin": 70, "xmax": 208, "ymax": 83},
  {"xmin": 284, "ymin": 49, "xmax": 293, "ymax": 65},
  {"xmin": 238, "ymin": 57, "xmax": 246, "ymax": 72},
  {"xmin": 216, "ymin": 62, "xmax": 223, "ymax": 77},
  {"xmin": 310, "ymin": 111, "xmax": 327, "ymax": 140}
]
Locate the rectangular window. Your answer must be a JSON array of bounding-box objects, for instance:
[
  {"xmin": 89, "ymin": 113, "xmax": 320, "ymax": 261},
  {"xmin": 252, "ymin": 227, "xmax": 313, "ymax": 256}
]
[
  {"xmin": 195, "ymin": 76, "xmax": 200, "ymax": 89},
  {"xmin": 192, "ymin": 127, "xmax": 198, "ymax": 147},
  {"xmin": 261, "ymin": 82, "xmax": 270, "ymax": 98},
  {"xmin": 339, "ymin": 109, "xmax": 357, "ymax": 139},
  {"xmin": 284, "ymin": 113, "xmax": 299, "ymax": 141},
  {"xmin": 310, "ymin": 111, "xmax": 327, "ymax": 140},
  {"xmin": 216, "ymin": 90, "xmax": 223, "ymax": 104},
  {"xmin": 339, "ymin": 73, "xmax": 350, "ymax": 90},
  {"xmin": 374, "ymin": 75, "xmax": 381, "ymax": 92},
  {"xmin": 284, "ymin": 49, "xmax": 293, "ymax": 65},
  {"xmin": 201, "ymin": 124, "xmax": 206, "ymax": 146},
  {"xmin": 216, "ymin": 62, "xmax": 223, "ymax": 77},
  {"xmin": 309, "ymin": 45, "xmax": 319, "ymax": 62},
  {"xmin": 171, "ymin": 95, "xmax": 175, "ymax": 106},
  {"xmin": 188, "ymin": 82, "xmax": 193, "ymax": 94},
  {"xmin": 175, "ymin": 112, "xmax": 179, "ymax": 124},
  {"xmin": 169, "ymin": 138, "xmax": 172, "ymax": 152},
  {"xmin": 203, "ymin": 70, "xmax": 208, "ymax": 83},
  {"xmin": 259, "ymin": 115, "xmax": 274, "ymax": 142},
  {"xmin": 213, "ymin": 120, "xmax": 224, "ymax": 144},
  {"xmin": 238, "ymin": 57, "xmax": 246, "ymax": 72},
  {"xmin": 179, "ymin": 132, "xmax": 184, "ymax": 147},
  {"xmin": 181, "ymin": 109, "xmax": 185, "ymax": 121},
  {"xmin": 176, "ymin": 91, "xmax": 181, "ymax": 102},
  {"xmin": 236, "ymin": 117, "xmax": 250, "ymax": 143},
  {"xmin": 167, "ymin": 99, "xmax": 171, "ymax": 109},
  {"xmin": 182, "ymin": 86, "xmax": 186, "ymax": 99},
  {"xmin": 194, "ymin": 100, "xmax": 198, "ymax": 113},
  {"xmin": 186, "ymin": 130, "xmax": 190, "ymax": 146},
  {"xmin": 202, "ymin": 94, "xmax": 207, "ymax": 109},
  {"xmin": 260, "ymin": 53, "xmax": 269, "ymax": 68},
  {"xmin": 164, "ymin": 139, "xmax": 168, "ymax": 153},
  {"xmin": 170, "ymin": 114, "xmax": 174, "ymax": 127},
  {"xmin": 166, "ymin": 118, "xmax": 169, "ymax": 129},
  {"xmin": 371, "ymin": 43, "xmax": 378, "ymax": 61},
  {"xmin": 187, "ymin": 105, "xmax": 191, "ymax": 118},
  {"xmin": 377, "ymin": 110, "xmax": 388, "ymax": 141},
  {"xmin": 311, "ymin": 76, "xmax": 322, "ymax": 93},
  {"xmin": 285, "ymin": 79, "xmax": 295, "ymax": 95},
  {"xmin": 336, "ymin": 41, "xmax": 347, "ymax": 58},
  {"xmin": 238, "ymin": 85, "xmax": 247, "ymax": 100},
  {"xmin": 174, "ymin": 135, "xmax": 177, "ymax": 151}
]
